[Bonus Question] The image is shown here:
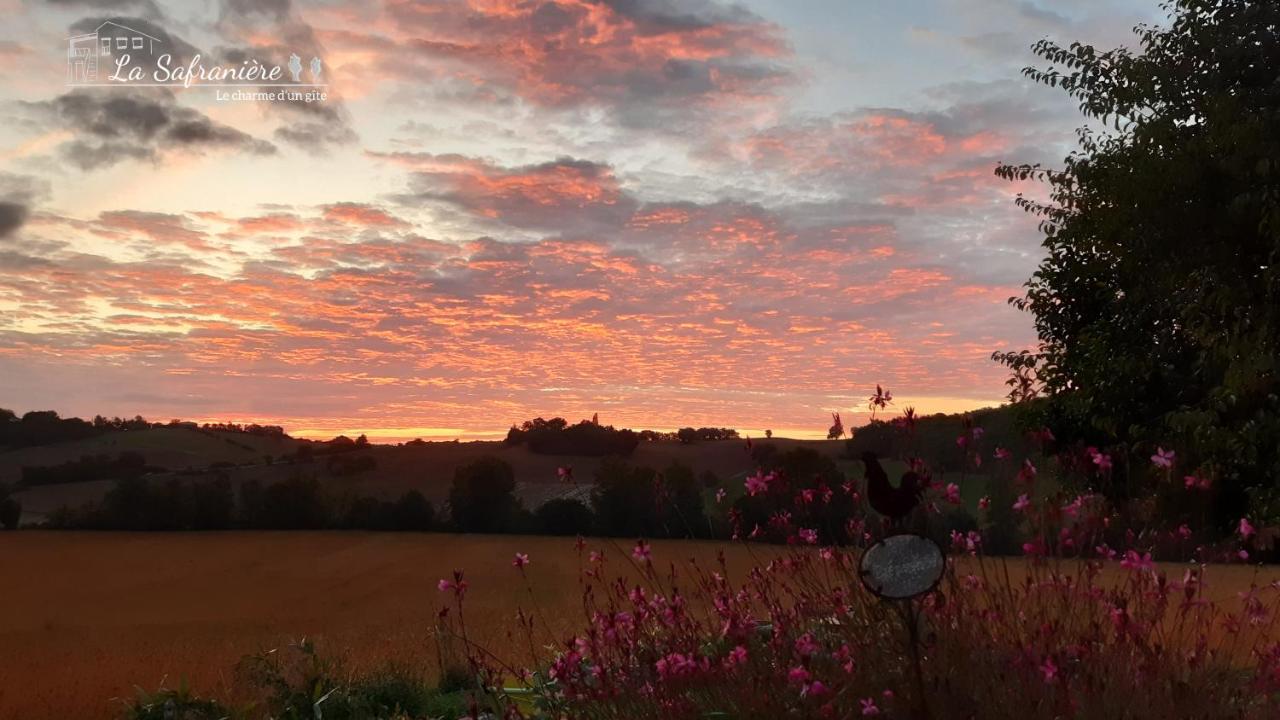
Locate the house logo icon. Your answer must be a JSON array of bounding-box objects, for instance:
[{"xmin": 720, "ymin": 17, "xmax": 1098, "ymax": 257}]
[{"xmin": 67, "ymin": 20, "xmax": 161, "ymax": 84}]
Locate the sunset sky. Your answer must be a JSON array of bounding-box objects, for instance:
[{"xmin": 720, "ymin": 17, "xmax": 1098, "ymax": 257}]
[{"xmin": 0, "ymin": 0, "xmax": 1162, "ymax": 441}]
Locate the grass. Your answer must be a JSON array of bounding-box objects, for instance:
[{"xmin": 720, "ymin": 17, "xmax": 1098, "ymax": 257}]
[{"xmin": 1, "ymin": 531, "xmax": 1277, "ymax": 719}]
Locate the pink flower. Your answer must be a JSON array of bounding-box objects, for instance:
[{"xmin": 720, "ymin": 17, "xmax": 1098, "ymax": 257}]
[
  {"xmin": 1151, "ymin": 447, "xmax": 1175, "ymax": 469},
  {"xmin": 1017, "ymin": 459, "xmax": 1037, "ymax": 484},
  {"xmin": 1040, "ymin": 657, "xmax": 1058, "ymax": 683},
  {"xmin": 972, "ymin": 427, "xmax": 985, "ymax": 440},
  {"xmin": 1013, "ymin": 494, "xmax": 1030, "ymax": 512},
  {"xmin": 1240, "ymin": 517, "xmax": 1256, "ymax": 540},
  {"xmin": 787, "ymin": 666, "xmax": 811, "ymax": 686},
  {"xmin": 724, "ymin": 645, "xmax": 748, "ymax": 668},
  {"xmin": 834, "ymin": 644, "xmax": 855, "ymax": 673},
  {"xmin": 1091, "ymin": 450, "xmax": 1112, "ymax": 472},
  {"xmin": 745, "ymin": 470, "xmax": 772, "ymax": 497},
  {"xmin": 860, "ymin": 698, "xmax": 880, "ymax": 716},
  {"xmin": 1239, "ymin": 549, "xmax": 1250, "ymax": 561},
  {"xmin": 656, "ymin": 652, "xmax": 697, "ymax": 679},
  {"xmin": 978, "ymin": 496, "xmax": 991, "ymax": 510},
  {"xmin": 557, "ymin": 466, "xmax": 573, "ymax": 482},
  {"xmin": 994, "ymin": 447, "xmax": 1011, "ymax": 460},
  {"xmin": 1120, "ymin": 550, "xmax": 1154, "ymax": 573},
  {"xmin": 944, "ymin": 483, "xmax": 961, "ymax": 505},
  {"xmin": 437, "ymin": 570, "xmax": 468, "ymax": 597},
  {"xmin": 1184, "ymin": 473, "xmax": 1211, "ymax": 490},
  {"xmin": 798, "ymin": 528, "xmax": 819, "ymax": 545},
  {"xmin": 955, "ymin": 434, "xmax": 968, "ymax": 448},
  {"xmin": 795, "ymin": 633, "xmax": 820, "ymax": 656},
  {"xmin": 819, "ymin": 547, "xmax": 835, "ymax": 561},
  {"xmin": 1178, "ymin": 524, "xmax": 1192, "ymax": 540},
  {"xmin": 633, "ymin": 539, "xmax": 652, "ymax": 563},
  {"xmin": 715, "ymin": 488, "xmax": 727, "ymax": 504},
  {"xmin": 512, "ymin": 553, "xmax": 529, "ymax": 569}
]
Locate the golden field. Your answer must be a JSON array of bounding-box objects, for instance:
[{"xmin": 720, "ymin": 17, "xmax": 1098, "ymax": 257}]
[
  {"xmin": 2, "ymin": 532, "xmax": 1279, "ymax": 720},
  {"xmin": 0, "ymin": 532, "xmax": 770, "ymax": 719}
]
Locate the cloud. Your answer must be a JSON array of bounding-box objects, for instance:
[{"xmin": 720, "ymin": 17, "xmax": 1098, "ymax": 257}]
[
  {"xmin": 1, "ymin": 164, "xmax": 1033, "ymax": 437},
  {"xmin": 0, "ymin": 174, "xmax": 51, "ymax": 240},
  {"xmin": 25, "ymin": 89, "xmax": 275, "ymax": 170},
  {"xmin": 317, "ymin": 0, "xmax": 793, "ymax": 130},
  {"xmin": 377, "ymin": 152, "xmax": 636, "ymax": 230},
  {"xmin": 213, "ymin": 0, "xmax": 359, "ymax": 152},
  {"xmin": 49, "ymin": 0, "xmax": 162, "ymax": 16},
  {"xmin": 0, "ymin": 204, "xmax": 28, "ymax": 239}
]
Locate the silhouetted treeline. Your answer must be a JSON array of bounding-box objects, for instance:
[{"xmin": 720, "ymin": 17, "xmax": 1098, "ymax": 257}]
[
  {"xmin": 0, "ymin": 407, "xmax": 292, "ymax": 451},
  {"xmin": 21, "ymin": 452, "xmax": 156, "ymax": 487},
  {"xmin": 504, "ymin": 417, "xmax": 639, "ymax": 456},
  {"xmin": 675, "ymin": 427, "xmax": 740, "ymax": 443},
  {"xmin": 0, "ymin": 409, "xmax": 105, "ymax": 449},
  {"xmin": 195, "ymin": 421, "xmax": 286, "ymax": 437},
  {"xmin": 446, "ymin": 455, "xmax": 709, "ymax": 538},
  {"xmin": 46, "ymin": 475, "xmax": 438, "ymax": 532}
]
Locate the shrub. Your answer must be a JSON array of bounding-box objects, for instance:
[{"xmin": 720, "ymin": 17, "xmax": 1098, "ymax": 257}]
[
  {"xmin": 535, "ymin": 497, "xmax": 595, "ymax": 536},
  {"xmin": 120, "ymin": 681, "xmax": 229, "ymax": 720},
  {"xmin": 390, "ymin": 490, "xmax": 435, "ymax": 531},
  {"xmin": 0, "ymin": 482, "xmax": 18, "ymax": 529},
  {"xmin": 260, "ymin": 476, "xmax": 330, "ymax": 529},
  {"xmin": 449, "ymin": 457, "xmax": 522, "ymax": 533},
  {"xmin": 0, "ymin": 495, "xmax": 20, "ymax": 529}
]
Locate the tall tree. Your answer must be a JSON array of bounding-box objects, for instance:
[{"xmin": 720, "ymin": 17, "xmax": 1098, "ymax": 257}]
[
  {"xmin": 997, "ymin": 0, "xmax": 1280, "ymax": 524},
  {"xmin": 448, "ymin": 457, "xmax": 521, "ymax": 532}
]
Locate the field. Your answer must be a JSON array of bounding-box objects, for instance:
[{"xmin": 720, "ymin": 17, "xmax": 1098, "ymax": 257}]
[
  {"xmin": 2, "ymin": 532, "xmax": 1279, "ymax": 720},
  {"xmin": 0, "ymin": 532, "xmax": 769, "ymax": 719}
]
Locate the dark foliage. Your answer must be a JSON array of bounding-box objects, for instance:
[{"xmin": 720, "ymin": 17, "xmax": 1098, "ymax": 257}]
[
  {"xmin": 505, "ymin": 417, "xmax": 640, "ymax": 456},
  {"xmin": 592, "ymin": 459, "xmax": 708, "ymax": 538},
  {"xmin": 448, "ymin": 457, "xmax": 524, "ymax": 532},
  {"xmin": 732, "ymin": 447, "xmax": 858, "ymax": 545},
  {"xmin": 20, "ymin": 451, "xmax": 154, "ymax": 487},
  {"xmin": 995, "ymin": 0, "xmax": 1280, "ymax": 527},
  {"xmin": 535, "ymin": 497, "xmax": 596, "ymax": 535},
  {"xmin": 675, "ymin": 427, "xmax": 740, "ymax": 444},
  {"xmin": 845, "ymin": 404, "xmax": 1040, "ymax": 472},
  {"xmin": 50, "ymin": 474, "xmax": 437, "ymax": 532},
  {"xmin": 327, "ymin": 453, "xmax": 378, "ymax": 476},
  {"xmin": 0, "ymin": 483, "xmax": 19, "ymax": 530}
]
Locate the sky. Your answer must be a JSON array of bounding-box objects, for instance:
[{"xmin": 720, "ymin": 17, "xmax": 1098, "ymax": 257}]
[{"xmin": 0, "ymin": 0, "xmax": 1164, "ymax": 441}]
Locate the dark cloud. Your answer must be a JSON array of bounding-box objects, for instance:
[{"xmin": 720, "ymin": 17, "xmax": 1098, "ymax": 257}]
[
  {"xmin": 0, "ymin": 174, "xmax": 51, "ymax": 240},
  {"xmin": 220, "ymin": 0, "xmax": 293, "ymax": 22},
  {"xmin": 599, "ymin": 0, "xmax": 763, "ymax": 32},
  {"xmin": 27, "ymin": 89, "xmax": 275, "ymax": 170},
  {"xmin": 0, "ymin": 204, "xmax": 28, "ymax": 239},
  {"xmin": 49, "ymin": 0, "xmax": 162, "ymax": 16}
]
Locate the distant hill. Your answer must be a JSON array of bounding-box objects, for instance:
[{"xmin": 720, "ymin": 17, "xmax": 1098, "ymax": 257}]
[
  {"xmin": 3, "ymin": 428, "xmax": 846, "ymax": 526},
  {"xmin": 846, "ymin": 402, "xmax": 1041, "ymax": 471}
]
